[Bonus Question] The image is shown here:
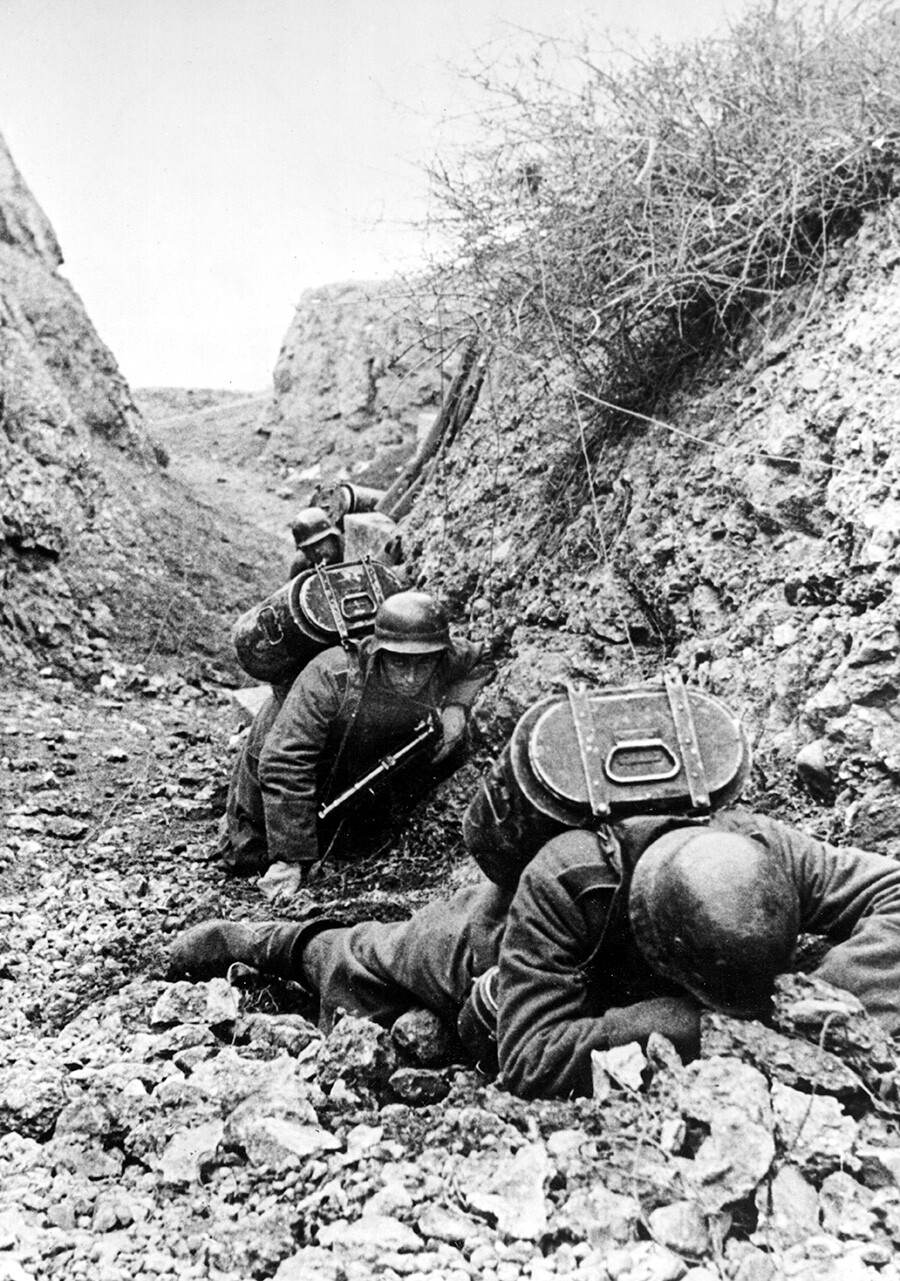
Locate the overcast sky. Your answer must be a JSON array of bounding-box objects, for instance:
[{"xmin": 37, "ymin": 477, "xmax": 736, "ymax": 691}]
[{"xmin": 0, "ymin": 0, "xmax": 747, "ymax": 391}]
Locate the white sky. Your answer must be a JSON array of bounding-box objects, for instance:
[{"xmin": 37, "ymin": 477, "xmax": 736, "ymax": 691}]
[{"xmin": 0, "ymin": 0, "xmax": 747, "ymax": 391}]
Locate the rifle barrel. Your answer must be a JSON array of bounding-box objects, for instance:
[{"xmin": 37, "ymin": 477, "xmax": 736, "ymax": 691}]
[{"xmin": 318, "ymin": 720, "xmax": 437, "ymax": 821}]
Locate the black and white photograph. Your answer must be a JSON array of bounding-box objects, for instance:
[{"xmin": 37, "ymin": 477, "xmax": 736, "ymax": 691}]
[{"xmin": 2, "ymin": 1, "xmax": 900, "ymax": 1276}]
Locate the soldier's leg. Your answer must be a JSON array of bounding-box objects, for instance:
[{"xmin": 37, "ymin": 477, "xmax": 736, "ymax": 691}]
[
  {"xmin": 302, "ymin": 881, "xmax": 511, "ymax": 1028},
  {"xmin": 168, "ymin": 880, "xmax": 511, "ymax": 1025},
  {"xmin": 219, "ymin": 692, "xmax": 284, "ymax": 873}
]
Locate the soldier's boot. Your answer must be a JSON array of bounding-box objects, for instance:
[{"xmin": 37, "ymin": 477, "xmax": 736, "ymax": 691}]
[{"xmin": 166, "ymin": 919, "xmax": 312, "ymax": 982}]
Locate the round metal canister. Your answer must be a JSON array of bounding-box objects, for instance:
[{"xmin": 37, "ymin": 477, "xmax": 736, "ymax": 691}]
[
  {"xmin": 232, "ymin": 573, "xmax": 329, "ymax": 684},
  {"xmin": 342, "ymin": 483, "xmax": 384, "ymax": 514},
  {"xmin": 463, "ymin": 682, "xmax": 751, "ymax": 888},
  {"xmin": 462, "ymin": 697, "xmax": 589, "ymax": 888},
  {"xmin": 232, "ymin": 561, "xmax": 402, "ymax": 684}
]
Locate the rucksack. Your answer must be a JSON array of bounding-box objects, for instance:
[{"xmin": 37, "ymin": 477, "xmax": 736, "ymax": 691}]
[
  {"xmin": 232, "ymin": 560, "xmax": 402, "ymax": 685},
  {"xmin": 463, "ymin": 674, "xmax": 751, "ymax": 888}
]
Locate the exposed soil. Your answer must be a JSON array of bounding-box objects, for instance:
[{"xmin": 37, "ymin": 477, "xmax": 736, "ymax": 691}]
[{"xmin": 135, "ymin": 388, "xmax": 298, "ymax": 549}]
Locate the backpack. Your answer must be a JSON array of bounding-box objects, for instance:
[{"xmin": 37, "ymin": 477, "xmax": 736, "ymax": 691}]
[
  {"xmin": 463, "ymin": 674, "xmax": 751, "ymax": 888},
  {"xmin": 232, "ymin": 560, "xmax": 402, "ymax": 685}
]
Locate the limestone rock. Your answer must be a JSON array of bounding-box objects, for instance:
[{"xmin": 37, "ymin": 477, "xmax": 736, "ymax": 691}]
[
  {"xmin": 0, "ymin": 1061, "xmax": 68, "ymax": 1139},
  {"xmin": 647, "ymin": 1202, "xmax": 711, "ymax": 1257},
  {"xmin": 235, "ymin": 1012, "xmax": 322, "ymax": 1057},
  {"xmin": 554, "ymin": 1181, "xmax": 640, "ymax": 1247},
  {"xmin": 388, "ymin": 1067, "xmax": 451, "ymax": 1105},
  {"xmin": 390, "ymin": 1007, "xmax": 453, "ymax": 1066},
  {"xmin": 592, "ymin": 1042, "xmax": 648, "ymax": 1094},
  {"xmin": 416, "ymin": 1202, "xmax": 481, "ymax": 1245},
  {"xmin": 729, "ymin": 1244, "xmax": 778, "ymax": 1281},
  {"xmin": 221, "ymin": 1061, "xmax": 329, "ymax": 1169},
  {"xmin": 259, "ymin": 281, "xmax": 443, "ymax": 487},
  {"xmin": 679, "ymin": 1057, "xmax": 773, "ymax": 1128},
  {"xmin": 317, "ymin": 1015, "xmax": 398, "ymax": 1093},
  {"xmin": 227, "ymin": 1113, "xmax": 341, "ymax": 1169},
  {"xmin": 819, "ymin": 1171, "xmax": 876, "ymax": 1238},
  {"xmin": 53, "ymin": 1096, "xmax": 115, "ymax": 1141},
  {"xmin": 187, "ymin": 1048, "xmax": 308, "ymax": 1112},
  {"xmin": 156, "ymin": 1119, "xmax": 225, "ymax": 1186},
  {"xmin": 149, "ymin": 979, "xmax": 237, "ymax": 1028},
  {"xmin": 274, "ymin": 1248, "xmax": 346, "ymax": 1281},
  {"xmin": 754, "ymin": 1163, "xmax": 819, "ymax": 1248},
  {"xmin": 677, "ymin": 1058, "xmax": 775, "ymax": 1211},
  {"xmin": 317, "ymin": 1213, "xmax": 423, "ymax": 1255},
  {"xmin": 91, "ymin": 1191, "xmax": 137, "ymax": 1232},
  {"xmin": 771, "ymin": 1082, "xmax": 858, "ymax": 1177},
  {"xmin": 207, "ymin": 1205, "xmax": 297, "ymax": 1277},
  {"xmin": 138, "ymin": 1023, "xmax": 216, "ymax": 1059},
  {"xmin": 48, "ymin": 1136, "xmax": 124, "ymax": 1180},
  {"xmin": 701, "ymin": 1011, "xmax": 865, "ymax": 1101},
  {"xmin": 605, "ymin": 1240, "xmax": 688, "ymax": 1280},
  {"xmin": 456, "ymin": 1141, "xmax": 550, "ymax": 1240}
]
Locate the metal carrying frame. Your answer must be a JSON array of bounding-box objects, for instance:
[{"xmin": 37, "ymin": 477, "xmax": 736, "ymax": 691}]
[
  {"xmin": 564, "ymin": 670, "xmax": 712, "ymax": 819},
  {"xmin": 314, "ymin": 556, "xmax": 387, "ymax": 650}
]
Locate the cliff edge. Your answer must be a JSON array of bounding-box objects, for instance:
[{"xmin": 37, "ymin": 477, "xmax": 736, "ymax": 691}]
[{"xmin": 0, "ymin": 132, "xmax": 279, "ymax": 675}]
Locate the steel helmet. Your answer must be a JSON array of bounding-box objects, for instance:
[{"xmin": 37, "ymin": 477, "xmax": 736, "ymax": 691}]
[
  {"xmin": 291, "ymin": 507, "xmax": 340, "ymax": 549},
  {"xmin": 628, "ymin": 827, "xmax": 800, "ymax": 1017},
  {"xmin": 372, "ymin": 591, "xmax": 450, "ymax": 655}
]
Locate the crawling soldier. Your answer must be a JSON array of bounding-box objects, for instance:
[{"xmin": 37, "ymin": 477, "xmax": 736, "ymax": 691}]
[{"xmin": 173, "ymin": 808, "xmax": 900, "ymax": 1098}]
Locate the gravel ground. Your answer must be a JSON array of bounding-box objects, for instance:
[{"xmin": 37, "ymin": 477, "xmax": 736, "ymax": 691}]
[{"xmin": 4, "ymin": 661, "xmax": 900, "ymax": 1280}]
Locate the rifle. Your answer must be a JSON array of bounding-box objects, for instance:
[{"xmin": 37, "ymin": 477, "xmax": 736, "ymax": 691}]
[{"xmin": 317, "ymin": 716, "xmax": 441, "ymax": 823}]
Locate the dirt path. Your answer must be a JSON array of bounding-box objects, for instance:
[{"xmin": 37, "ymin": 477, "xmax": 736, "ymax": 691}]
[{"xmin": 136, "ymin": 388, "xmax": 300, "ymax": 551}]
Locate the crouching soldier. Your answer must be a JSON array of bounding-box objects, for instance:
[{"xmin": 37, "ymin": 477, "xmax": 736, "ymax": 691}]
[
  {"xmin": 175, "ymin": 808, "xmax": 900, "ymax": 1099},
  {"xmin": 220, "ymin": 590, "xmax": 491, "ymax": 899},
  {"xmin": 287, "ymin": 507, "xmax": 344, "ymax": 580}
]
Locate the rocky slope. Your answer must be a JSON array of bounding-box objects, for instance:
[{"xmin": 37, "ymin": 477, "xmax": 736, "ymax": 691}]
[
  {"xmin": 257, "ymin": 281, "xmax": 448, "ymax": 490},
  {"xmin": 405, "ymin": 198, "xmax": 900, "ymax": 856},
  {"xmin": 0, "ymin": 134, "xmax": 281, "ymax": 678}
]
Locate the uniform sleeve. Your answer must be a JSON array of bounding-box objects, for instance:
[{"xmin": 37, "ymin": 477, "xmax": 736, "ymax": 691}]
[
  {"xmin": 721, "ymin": 811, "xmax": 900, "ymax": 1034},
  {"xmin": 493, "ymin": 837, "xmax": 622, "ymax": 1099},
  {"xmin": 440, "ymin": 640, "xmax": 494, "ymax": 714},
  {"xmin": 256, "ymin": 653, "xmax": 344, "ymax": 865}
]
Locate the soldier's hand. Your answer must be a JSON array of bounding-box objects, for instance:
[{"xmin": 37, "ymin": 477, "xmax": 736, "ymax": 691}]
[
  {"xmin": 433, "ymin": 704, "xmax": 467, "ymax": 763},
  {"xmin": 600, "ymin": 997, "xmax": 701, "ymax": 1061},
  {"xmin": 457, "ymin": 966, "xmax": 500, "ymax": 1076},
  {"xmin": 258, "ymin": 861, "xmax": 304, "ymax": 902}
]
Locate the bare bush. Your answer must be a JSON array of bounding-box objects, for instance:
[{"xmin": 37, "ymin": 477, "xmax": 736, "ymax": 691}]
[{"xmin": 425, "ymin": 1, "xmax": 900, "ymax": 424}]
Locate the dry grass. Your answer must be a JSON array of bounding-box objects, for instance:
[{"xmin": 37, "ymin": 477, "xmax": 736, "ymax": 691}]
[{"xmin": 425, "ymin": 1, "xmax": 900, "ymax": 422}]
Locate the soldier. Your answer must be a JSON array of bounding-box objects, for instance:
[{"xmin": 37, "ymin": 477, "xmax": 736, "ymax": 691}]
[
  {"xmin": 288, "ymin": 507, "xmax": 344, "ymax": 579},
  {"xmin": 175, "ymin": 808, "xmax": 900, "ymax": 1098},
  {"xmin": 220, "ymin": 590, "xmax": 491, "ymax": 900}
]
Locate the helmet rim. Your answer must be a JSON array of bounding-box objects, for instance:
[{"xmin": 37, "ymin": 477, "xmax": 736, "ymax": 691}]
[
  {"xmin": 372, "ymin": 590, "xmax": 450, "ymax": 654},
  {"xmin": 292, "ymin": 506, "xmax": 340, "ymax": 548},
  {"xmin": 629, "ymin": 827, "xmax": 799, "ymax": 1015},
  {"xmin": 375, "ymin": 638, "xmax": 449, "ymax": 655}
]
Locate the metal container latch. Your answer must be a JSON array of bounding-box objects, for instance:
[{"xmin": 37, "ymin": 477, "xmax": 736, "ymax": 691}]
[
  {"xmin": 565, "ymin": 681, "xmax": 611, "ymax": 820},
  {"xmin": 360, "ymin": 555, "xmax": 387, "ymax": 608},
  {"xmin": 664, "ymin": 671, "xmax": 711, "ymax": 812},
  {"xmin": 314, "ymin": 564, "xmax": 351, "ymax": 647}
]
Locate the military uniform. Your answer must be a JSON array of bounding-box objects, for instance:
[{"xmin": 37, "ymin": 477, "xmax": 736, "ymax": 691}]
[
  {"xmin": 222, "ymin": 635, "xmax": 490, "ymax": 872},
  {"xmin": 288, "ymin": 808, "xmax": 900, "ymax": 1098}
]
